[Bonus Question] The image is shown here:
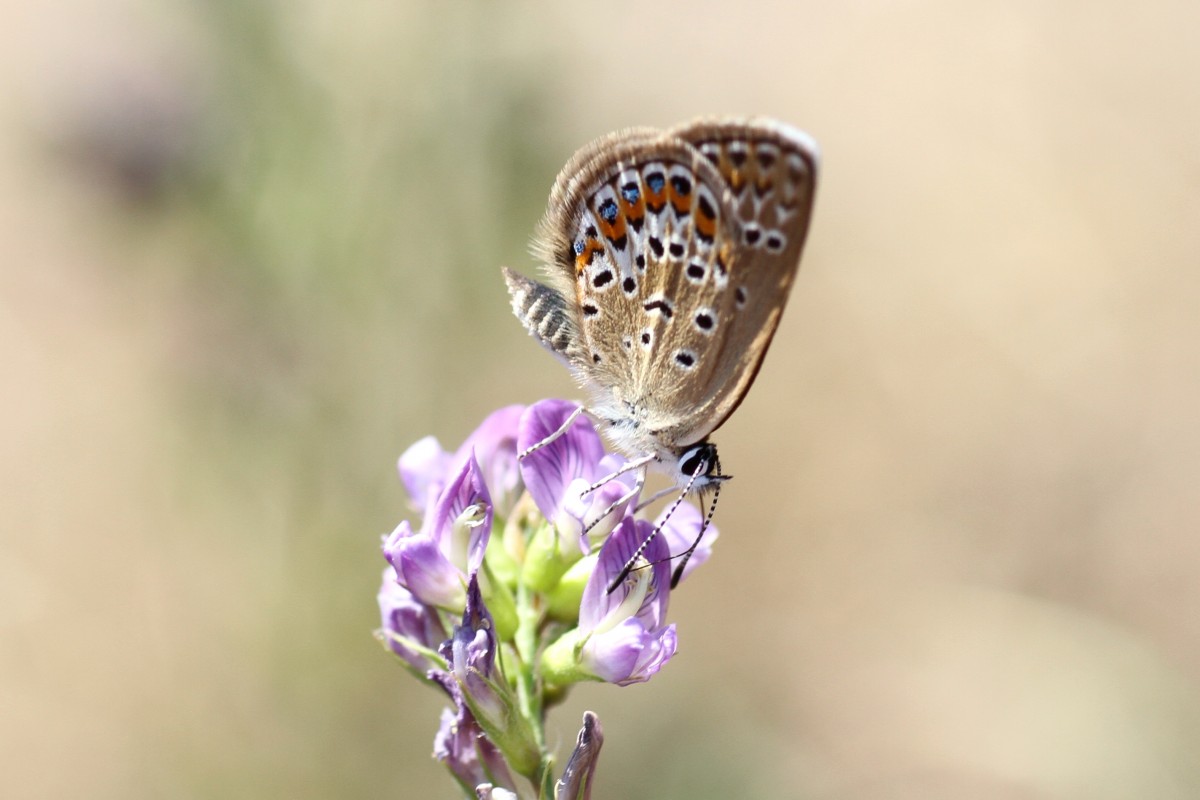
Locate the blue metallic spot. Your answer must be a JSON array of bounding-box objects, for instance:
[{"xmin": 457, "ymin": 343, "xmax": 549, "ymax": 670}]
[
  {"xmin": 598, "ymin": 199, "xmax": 618, "ymax": 223},
  {"xmin": 621, "ymin": 183, "xmax": 640, "ymax": 204},
  {"xmin": 573, "ymin": 240, "xmax": 585, "ymax": 255},
  {"xmin": 646, "ymin": 173, "xmax": 666, "ymax": 193}
]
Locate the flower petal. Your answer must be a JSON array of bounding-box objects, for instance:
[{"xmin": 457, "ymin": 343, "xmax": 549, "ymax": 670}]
[
  {"xmin": 443, "ymin": 577, "xmax": 502, "ymax": 725},
  {"xmin": 377, "ymin": 567, "xmax": 447, "ymax": 669},
  {"xmin": 398, "ymin": 435, "xmax": 451, "ymax": 513},
  {"xmin": 579, "ymin": 518, "xmax": 670, "ymax": 632},
  {"xmin": 518, "ymin": 400, "xmax": 605, "ymax": 523},
  {"xmin": 386, "ymin": 529, "xmax": 466, "ymax": 609},
  {"xmin": 428, "ymin": 454, "xmax": 494, "ymax": 575},
  {"xmin": 580, "ymin": 618, "xmax": 678, "ymax": 686},
  {"xmin": 454, "ymin": 405, "xmax": 526, "ymax": 517}
]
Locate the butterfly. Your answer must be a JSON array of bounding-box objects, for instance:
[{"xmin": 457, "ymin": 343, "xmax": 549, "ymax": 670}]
[{"xmin": 503, "ymin": 117, "xmax": 818, "ymax": 586}]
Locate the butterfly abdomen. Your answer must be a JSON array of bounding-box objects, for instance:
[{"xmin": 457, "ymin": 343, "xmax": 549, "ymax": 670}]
[{"xmin": 503, "ymin": 267, "xmax": 582, "ymax": 360}]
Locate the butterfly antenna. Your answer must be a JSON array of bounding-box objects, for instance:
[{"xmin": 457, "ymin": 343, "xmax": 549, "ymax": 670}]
[
  {"xmin": 670, "ymin": 473, "xmax": 721, "ymax": 589},
  {"xmin": 605, "ymin": 460, "xmax": 704, "ymax": 594}
]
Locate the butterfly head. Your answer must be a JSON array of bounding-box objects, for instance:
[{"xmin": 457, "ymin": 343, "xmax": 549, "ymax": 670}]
[{"xmin": 674, "ymin": 440, "xmax": 729, "ymax": 492}]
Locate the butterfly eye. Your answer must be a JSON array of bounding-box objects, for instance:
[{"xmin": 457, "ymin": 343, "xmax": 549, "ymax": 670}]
[
  {"xmin": 679, "ymin": 450, "xmax": 705, "ymax": 478},
  {"xmin": 678, "ymin": 442, "xmax": 717, "ymax": 479}
]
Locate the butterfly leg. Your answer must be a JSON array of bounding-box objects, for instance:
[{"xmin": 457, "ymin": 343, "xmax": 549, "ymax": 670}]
[
  {"xmin": 518, "ymin": 404, "xmax": 585, "ymax": 460},
  {"xmin": 578, "ymin": 452, "xmax": 655, "ymax": 498},
  {"xmin": 582, "ymin": 464, "xmax": 648, "ymax": 536},
  {"xmin": 633, "ymin": 485, "xmax": 676, "ymax": 513}
]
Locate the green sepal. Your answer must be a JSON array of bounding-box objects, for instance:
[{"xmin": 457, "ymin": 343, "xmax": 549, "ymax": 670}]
[
  {"xmin": 520, "ymin": 523, "xmax": 575, "ymax": 593},
  {"xmin": 545, "ymin": 554, "xmax": 596, "ymax": 623},
  {"xmin": 456, "ymin": 667, "xmax": 542, "ymax": 780},
  {"xmin": 481, "ymin": 565, "xmax": 519, "ymax": 642},
  {"xmin": 374, "ymin": 629, "xmax": 448, "ymax": 685},
  {"xmin": 485, "ymin": 518, "xmax": 521, "ymax": 587},
  {"xmin": 538, "ymin": 755, "xmax": 556, "ymax": 800},
  {"xmin": 539, "ymin": 629, "xmax": 600, "ymax": 689}
]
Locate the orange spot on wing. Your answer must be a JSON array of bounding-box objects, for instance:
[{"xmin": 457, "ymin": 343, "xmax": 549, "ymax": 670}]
[
  {"xmin": 644, "ymin": 180, "xmax": 667, "ymax": 212},
  {"xmin": 619, "ymin": 191, "xmax": 645, "ymax": 228},
  {"xmin": 575, "ymin": 239, "xmax": 606, "ymax": 275},
  {"xmin": 598, "ymin": 211, "xmax": 626, "ymax": 242},
  {"xmin": 668, "ymin": 184, "xmax": 689, "ymax": 216}
]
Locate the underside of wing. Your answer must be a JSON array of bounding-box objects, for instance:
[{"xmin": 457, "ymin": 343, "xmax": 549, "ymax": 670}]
[
  {"xmin": 664, "ymin": 118, "xmax": 819, "ymax": 444},
  {"xmin": 521, "ymin": 118, "xmax": 818, "ymax": 450},
  {"xmin": 532, "ymin": 128, "xmax": 741, "ymax": 426}
]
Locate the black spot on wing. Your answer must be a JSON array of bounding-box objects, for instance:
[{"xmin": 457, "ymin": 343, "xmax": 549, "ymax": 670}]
[{"xmin": 643, "ymin": 299, "xmax": 674, "ymax": 319}]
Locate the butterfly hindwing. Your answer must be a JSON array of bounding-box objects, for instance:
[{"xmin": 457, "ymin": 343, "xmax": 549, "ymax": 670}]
[{"xmin": 665, "ymin": 118, "xmax": 819, "ymax": 444}]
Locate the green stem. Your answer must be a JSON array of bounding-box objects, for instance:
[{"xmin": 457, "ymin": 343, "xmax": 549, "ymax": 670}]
[{"xmin": 514, "ymin": 582, "xmax": 546, "ymax": 749}]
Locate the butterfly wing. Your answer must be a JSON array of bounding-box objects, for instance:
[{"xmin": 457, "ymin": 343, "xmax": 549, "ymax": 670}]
[
  {"xmin": 504, "ymin": 128, "xmax": 671, "ymax": 379},
  {"xmin": 665, "ymin": 118, "xmax": 819, "ymax": 444},
  {"xmin": 526, "ymin": 127, "xmax": 745, "ymax": 436},
  {"xmin": 506, "ymin": 119, "xmax": 817, "ymax": 453}
]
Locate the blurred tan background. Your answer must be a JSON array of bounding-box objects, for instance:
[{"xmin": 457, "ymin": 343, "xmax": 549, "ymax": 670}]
[{"xmin": 3, "ymin": 1, "xmax": 1199, "ymax": 798}]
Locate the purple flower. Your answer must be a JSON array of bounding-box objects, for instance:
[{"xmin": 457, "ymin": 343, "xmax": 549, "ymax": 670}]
[
  {"xmin": 399, "ymin": 405, "xmax": 525, "ymax": 518},
  {"xmin": 428, "ymin": 581, "xmax": 525, "ymax": 794},
  {"xmin": 577, "ymin": 518, "xmax": 677, "ymax": 684},
  {"xmin": 440, "ymin": 576, "xmax": 503, "ymax": 728},
  {"xmin": 432, "ymin": 675, "xmax": 517, "ymax": 796},
  {"xmin": 438, "ymin": 576, "xmax": 540, "ymax": 781},
  {"xmin": 398, "ymin": 435, "xmax": 452, "ymax": 516},
  {"xmin": 379, "ymin": 400, "xmax": 725, "ymax": 797},
  {"xmin": 542, "ymin": 517, "xmax": 678, "ymax": 687},
  {"xmin": 376, "ymin": 567, "xmax": 447, "ymax": 671},
  {"xmin": 518, "ymin": 400, "xmax": 638, "ymax": 553},
  {"xmin": 384, "ymin": 454, "xmax": 493, "ymax": 609},
  {"xmin": 453, "ymin": 405, "xmax": 525, "ymax": 517}
]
